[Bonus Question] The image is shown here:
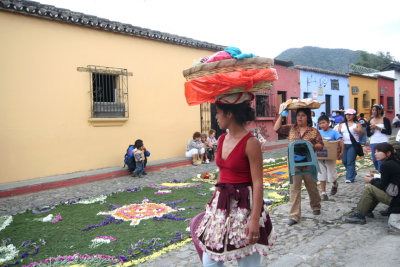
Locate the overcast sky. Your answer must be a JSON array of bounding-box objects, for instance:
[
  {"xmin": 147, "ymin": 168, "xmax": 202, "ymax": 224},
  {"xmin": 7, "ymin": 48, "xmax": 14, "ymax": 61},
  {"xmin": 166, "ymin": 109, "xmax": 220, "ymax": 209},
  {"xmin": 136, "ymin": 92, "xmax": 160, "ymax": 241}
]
[{"xmin": 39, "ymin": 0, "xmax": 400, "ymax": 61}]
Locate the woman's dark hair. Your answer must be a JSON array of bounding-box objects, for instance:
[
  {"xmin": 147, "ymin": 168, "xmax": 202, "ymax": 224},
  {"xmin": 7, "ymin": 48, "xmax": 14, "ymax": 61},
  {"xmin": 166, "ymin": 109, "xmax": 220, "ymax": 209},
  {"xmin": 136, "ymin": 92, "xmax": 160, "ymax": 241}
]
[
  {"xmin": 216, "ymin": 102, "xmax": 255, "ymax": 125},
  {"xmin": 295, "ymin": 108, "xmax": 312, "ymax": 127},
  {"xmin": 192, "ymin": 131, "xmax": 201, "ymax": 139},
  {"xmin": 318, "ymin": 115, "xmax": 330, "ymax": 123},
  {"xmin": 372, "ymin": 104, "xmax": 384, "ymax": 116},
  {"xmin": 134, "ymin": 139, "xmax": 144, "ymax": 148},
  {"xmin": 374, "ymin": 142, "xmax": 397, "ymax": 160}
]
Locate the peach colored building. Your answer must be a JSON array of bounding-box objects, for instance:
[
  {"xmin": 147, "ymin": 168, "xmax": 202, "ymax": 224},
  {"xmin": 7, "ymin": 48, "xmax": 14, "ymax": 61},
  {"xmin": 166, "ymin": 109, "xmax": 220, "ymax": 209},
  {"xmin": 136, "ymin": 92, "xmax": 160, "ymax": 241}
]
[{"xmin": 0, "ymin": 1, "xmax": 224, "ymax": 184}]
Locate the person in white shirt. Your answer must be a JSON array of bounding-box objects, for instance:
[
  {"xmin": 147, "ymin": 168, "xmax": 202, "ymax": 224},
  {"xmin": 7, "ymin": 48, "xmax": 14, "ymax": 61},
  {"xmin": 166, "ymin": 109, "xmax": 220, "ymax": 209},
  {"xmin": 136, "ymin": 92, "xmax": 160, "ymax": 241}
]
[{"xmin": 392, "ymin": 114, "xmax": 400, "ymax": 128}]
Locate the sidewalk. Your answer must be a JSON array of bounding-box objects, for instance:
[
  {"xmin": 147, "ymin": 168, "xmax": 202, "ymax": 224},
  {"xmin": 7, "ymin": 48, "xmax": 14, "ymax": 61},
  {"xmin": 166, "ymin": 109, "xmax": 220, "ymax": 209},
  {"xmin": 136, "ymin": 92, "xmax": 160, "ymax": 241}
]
[{"xmin": 0, "ymin": 139, "xmax": 289, "ymax": 198}]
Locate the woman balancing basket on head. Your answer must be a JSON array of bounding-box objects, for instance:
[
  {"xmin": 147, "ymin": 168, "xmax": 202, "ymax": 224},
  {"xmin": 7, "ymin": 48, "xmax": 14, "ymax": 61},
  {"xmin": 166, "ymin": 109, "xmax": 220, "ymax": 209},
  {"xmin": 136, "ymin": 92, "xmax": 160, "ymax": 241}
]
[{"xmin": 184, "ymin": 48, "xmax": 278, "ymax": 266}]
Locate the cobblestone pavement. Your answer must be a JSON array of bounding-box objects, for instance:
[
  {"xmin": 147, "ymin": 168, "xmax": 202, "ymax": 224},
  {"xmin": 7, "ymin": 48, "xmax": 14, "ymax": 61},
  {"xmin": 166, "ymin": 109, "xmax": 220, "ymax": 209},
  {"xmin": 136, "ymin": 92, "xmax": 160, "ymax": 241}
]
[{"xmin": 1, "ymin": 146, "xmax": 400, "ymax": 266}]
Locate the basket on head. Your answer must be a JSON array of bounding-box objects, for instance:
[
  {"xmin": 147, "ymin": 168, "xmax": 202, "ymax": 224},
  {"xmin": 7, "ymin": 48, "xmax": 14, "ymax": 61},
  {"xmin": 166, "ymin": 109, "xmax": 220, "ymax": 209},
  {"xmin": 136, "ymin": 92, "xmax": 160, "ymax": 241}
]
[
  {"xmin": 190, "ymin": 211, "xmax": 205, "ymax": 262},
  {"xmin": 183, "ymin": 57, "xmax": 274, "ymax": 81}
]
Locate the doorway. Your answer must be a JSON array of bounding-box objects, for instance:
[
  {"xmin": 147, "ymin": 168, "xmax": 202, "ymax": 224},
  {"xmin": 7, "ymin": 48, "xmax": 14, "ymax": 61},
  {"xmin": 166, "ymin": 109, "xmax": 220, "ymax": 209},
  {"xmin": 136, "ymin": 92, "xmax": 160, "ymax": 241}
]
[
  {"xmin": 210, "ymin": 103, "xmax": 225, "ymax": 139},
  {"xmin": 354, "ymin": 98, "xmax": 358, "ymax": 112},
  {"xmin": 325, "ymin": 95, "xmax": 331, "ymax": 115},
  {"xmin": 277, "ymin": 91, "xmax": 287, "ymax": 140}
]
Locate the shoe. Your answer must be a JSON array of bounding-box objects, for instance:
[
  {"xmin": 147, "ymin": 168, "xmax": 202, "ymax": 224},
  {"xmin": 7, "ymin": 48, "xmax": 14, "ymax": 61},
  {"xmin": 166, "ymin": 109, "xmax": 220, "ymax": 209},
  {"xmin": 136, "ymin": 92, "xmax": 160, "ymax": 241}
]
[
  {"xmin": 321, "ymin": 193, "xmax": 329, "ymax": 201},
  {"xmin": 380, "ymin": 209, "xmax": 390, "ymax": 217},
  {"xmin": 330, "ymin": 183, "xmax": 338, "ymax": 195},
  {"xmin": 205, "ymin": 159, "xmax": 210, "ymax": 164},
  {"xmin": 143, "ymin": 171, "xmax": 147, "ymax": 175},
  {"xmin": 366, "ymin": 211, "xmax": 374, "ymax": 218},
  {"xmin": 288, "ymin": 219, "xmax": 298, "ymax": 226},
  {"xmin": 345, "ymin": 180, "xmax": 351, "ymax": 183},
  {"xmin": 344, "ymin": 213, "xmax": 366, "ymax": 224},
  {"xmin": 131, "ymin": 173, "xmax": 137, "ymax": 177},
  {"xmin": 192, "ymin": 161, "xmax": 198, "ymax": 166},
  {"xmin": 312, "ymin": 210, "xmax": 321, "ymax": 215}
]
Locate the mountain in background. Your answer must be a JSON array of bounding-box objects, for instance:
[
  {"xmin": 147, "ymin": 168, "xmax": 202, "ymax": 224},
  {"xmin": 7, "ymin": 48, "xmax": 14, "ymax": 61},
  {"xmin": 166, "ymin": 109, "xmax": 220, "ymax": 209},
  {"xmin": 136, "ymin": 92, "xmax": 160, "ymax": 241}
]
[{"xmin": 275, "ymin": 46, "xmax": 361, "ymax": 73}]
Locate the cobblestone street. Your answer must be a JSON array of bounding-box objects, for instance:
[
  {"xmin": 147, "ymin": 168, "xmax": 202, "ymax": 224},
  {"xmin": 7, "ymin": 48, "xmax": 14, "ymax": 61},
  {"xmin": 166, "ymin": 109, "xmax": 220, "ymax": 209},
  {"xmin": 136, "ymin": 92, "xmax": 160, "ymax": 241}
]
[{"xmin": 1, "ymin": 146, "xmax": 399, "ymax": 266}]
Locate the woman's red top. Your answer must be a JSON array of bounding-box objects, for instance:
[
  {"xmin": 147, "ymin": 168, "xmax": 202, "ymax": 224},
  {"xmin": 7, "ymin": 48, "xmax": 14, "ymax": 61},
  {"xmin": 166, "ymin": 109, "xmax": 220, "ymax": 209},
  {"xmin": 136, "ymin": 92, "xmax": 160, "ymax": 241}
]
[{"xmin": 216, "ymin": 132, "xmax": 253, "ymax": 183}]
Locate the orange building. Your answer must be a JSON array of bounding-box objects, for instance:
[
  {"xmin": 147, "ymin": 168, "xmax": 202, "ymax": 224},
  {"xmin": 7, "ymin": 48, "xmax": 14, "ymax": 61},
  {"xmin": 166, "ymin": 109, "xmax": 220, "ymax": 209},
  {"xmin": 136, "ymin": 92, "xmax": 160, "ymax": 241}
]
[
  {"xmin": 0, "ymin": 1, "xmax": 224, "ymax": 184},
  {"xmin": 348, "ymin": 73, "xmax": 378, "ymax": 117}
]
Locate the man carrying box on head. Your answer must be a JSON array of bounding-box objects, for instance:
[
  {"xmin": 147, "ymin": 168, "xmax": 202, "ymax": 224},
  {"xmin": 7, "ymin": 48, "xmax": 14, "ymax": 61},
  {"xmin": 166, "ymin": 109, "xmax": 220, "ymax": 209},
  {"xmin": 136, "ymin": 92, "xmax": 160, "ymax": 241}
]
[{"xmin": 316, "ymin": 115, "xmax": 344, "ymax": 201}]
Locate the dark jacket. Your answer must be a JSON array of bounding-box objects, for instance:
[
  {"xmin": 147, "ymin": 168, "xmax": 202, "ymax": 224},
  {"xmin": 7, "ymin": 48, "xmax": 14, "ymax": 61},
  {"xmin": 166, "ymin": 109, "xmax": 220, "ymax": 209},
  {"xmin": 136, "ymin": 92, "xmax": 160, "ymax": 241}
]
[
  {"xmin": 370, "ymin": 156, "xmax": 400, "ymax": 214},
  {"xmin": 366, "ymin": 117, "xmax": 392, "ymax": 137}
]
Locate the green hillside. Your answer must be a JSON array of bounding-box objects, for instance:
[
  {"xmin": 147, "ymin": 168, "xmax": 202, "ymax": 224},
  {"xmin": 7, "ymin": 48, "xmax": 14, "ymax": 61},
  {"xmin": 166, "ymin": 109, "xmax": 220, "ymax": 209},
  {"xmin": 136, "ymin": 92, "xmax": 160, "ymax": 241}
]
[{"xmin": 275, "ymin": 46, "xmax": 361, "ymax": 73}]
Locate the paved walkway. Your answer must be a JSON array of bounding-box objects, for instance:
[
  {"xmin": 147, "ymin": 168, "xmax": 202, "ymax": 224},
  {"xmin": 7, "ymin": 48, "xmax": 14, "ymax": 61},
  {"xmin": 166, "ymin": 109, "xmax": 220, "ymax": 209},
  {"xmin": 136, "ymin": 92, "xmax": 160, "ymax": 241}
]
[{"xmin": 1, "ymin": 137, "xmax": 399, "ymax": 266}]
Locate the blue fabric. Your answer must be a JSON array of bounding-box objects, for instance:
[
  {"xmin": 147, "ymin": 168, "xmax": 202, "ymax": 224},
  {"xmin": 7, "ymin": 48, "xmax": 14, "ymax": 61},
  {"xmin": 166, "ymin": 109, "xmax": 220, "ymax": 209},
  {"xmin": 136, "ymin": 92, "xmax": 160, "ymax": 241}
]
[
  {"xmin": 334, "ymin": 115, "xmax": 344, "ymax": 123},
  {"xmin": 133, "ymin": 162, "xmax": 144, "ymax": 177},
  {"xmin": 319, "ymin": 129, "xmax": 342, "ymax": 141},
  {"xmin": 224, "ymin": 46, "xmax": 257, "ymax": 60},
  {"xmin": 202, "ymin": 252, "xmax": 260, "ymax": 267},
  {"xmin": 370, "ymin": 143, "xmax": 382, "ymax": 172},
  {"xmin": 294, "ymin": 154, "xmax": 307, "ymax": 162},
  {"xmin": 342, "ymin": 144, "xmax": 357, "ymax": 182},
  {"xmin": 234, "ymin": 53, "xmax": 257, "ymax": 59},
  {"xmin": 281, "ymin": 110, "xmax": 289, "ymax": 117},
  {"xmin": 224, "ymin": 46, "xmax": 241, "ymax": 57},
  {"xmin": 359, "ymin": 127, "xmax": 367, "ymax": 145}
]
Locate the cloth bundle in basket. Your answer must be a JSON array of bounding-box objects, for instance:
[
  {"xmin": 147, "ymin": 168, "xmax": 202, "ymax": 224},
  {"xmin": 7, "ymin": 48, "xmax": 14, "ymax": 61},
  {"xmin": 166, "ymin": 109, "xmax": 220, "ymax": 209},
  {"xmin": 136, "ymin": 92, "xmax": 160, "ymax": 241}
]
[
  {"xmin": 183, "ymin": 57, "xmax": 278, "ymax": 106},
  {"xmin": 278, "ymin": 98, "xmax": 325, "ymax": 114}
]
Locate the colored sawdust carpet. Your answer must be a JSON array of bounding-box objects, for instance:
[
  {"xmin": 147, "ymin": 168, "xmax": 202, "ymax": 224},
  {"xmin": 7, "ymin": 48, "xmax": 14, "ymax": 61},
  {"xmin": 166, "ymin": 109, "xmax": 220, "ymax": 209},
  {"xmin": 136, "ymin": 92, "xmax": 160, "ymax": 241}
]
[{"xmin": 97, "ymin": 199, "xmax": 177, "ymax": 226}]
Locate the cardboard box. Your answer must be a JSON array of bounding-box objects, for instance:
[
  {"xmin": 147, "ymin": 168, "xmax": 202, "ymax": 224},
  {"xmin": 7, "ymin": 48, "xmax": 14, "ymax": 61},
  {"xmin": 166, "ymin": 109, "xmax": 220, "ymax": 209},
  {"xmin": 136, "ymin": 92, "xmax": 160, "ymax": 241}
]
[{"xmin": 316, "ymin": 140, "xmax": 339, "ymax": 160}]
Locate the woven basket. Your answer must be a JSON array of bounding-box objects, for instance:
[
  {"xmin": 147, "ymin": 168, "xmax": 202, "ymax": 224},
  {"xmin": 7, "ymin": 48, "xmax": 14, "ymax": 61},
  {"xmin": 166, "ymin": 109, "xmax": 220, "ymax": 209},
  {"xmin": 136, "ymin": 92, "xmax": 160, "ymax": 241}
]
[
  {"xmin": 220, "ymin": 80, "xmax": 273, "ymax": 95},
  {"xmin": 190, "ymin": 212, "xmax": 205, "ymax": 262},
  {"xmin": 285, "ymin": 101, "xmax": 325, "ymax": 110},
  {"xmin": 183, "ymin": 57, "xmax": 273, "ymax": 81}
]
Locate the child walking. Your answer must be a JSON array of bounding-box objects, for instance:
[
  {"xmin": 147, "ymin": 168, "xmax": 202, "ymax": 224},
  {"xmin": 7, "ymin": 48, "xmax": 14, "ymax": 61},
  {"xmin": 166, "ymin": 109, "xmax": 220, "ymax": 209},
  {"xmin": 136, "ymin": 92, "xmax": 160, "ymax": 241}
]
[
  {"xmin": 317, "ymin": 115, "xmax": 344, "ymax": 200},
  {"xmin": 131, "ymin": 141, "xmax": 145, "ymax": 177}
]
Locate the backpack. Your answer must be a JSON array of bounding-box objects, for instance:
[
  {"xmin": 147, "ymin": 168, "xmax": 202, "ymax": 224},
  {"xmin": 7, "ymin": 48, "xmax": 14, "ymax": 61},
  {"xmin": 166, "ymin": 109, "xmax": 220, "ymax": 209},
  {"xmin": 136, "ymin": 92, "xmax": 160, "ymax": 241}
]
[{"xmin": 124, "ymin": 145, "xmax": 136, "ymax": 172}]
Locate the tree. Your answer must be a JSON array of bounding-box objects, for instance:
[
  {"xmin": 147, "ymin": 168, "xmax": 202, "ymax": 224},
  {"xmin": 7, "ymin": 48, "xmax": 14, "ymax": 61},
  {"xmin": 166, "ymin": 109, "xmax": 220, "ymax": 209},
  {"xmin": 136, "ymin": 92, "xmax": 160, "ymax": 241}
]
[{"xmin": 356, "ymin": 51, "xmax": 395, "ymax": 70}]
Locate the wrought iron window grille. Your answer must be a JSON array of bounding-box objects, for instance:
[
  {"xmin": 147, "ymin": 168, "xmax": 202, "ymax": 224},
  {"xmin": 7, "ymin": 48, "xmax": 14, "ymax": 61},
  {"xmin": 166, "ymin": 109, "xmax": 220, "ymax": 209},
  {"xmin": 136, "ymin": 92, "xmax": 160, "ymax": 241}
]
[
  {"xmin": 78, "ymin": 65, "xmax": 130, "ymax": 118},
  {"xmin": 256, "ymin": 94, "xmax": 276, "ymax": 117},
  {"xmin": 331, "ymin": 79, "xmax": 339, "ymax": 90}
]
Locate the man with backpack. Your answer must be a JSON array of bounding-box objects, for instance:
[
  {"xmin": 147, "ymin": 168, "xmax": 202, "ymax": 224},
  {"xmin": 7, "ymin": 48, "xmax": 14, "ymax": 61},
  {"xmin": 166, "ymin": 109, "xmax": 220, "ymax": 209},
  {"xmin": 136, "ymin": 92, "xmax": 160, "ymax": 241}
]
[{"xmin": 124, "ymin": 139, "xmax": 150, "ymax": 175}]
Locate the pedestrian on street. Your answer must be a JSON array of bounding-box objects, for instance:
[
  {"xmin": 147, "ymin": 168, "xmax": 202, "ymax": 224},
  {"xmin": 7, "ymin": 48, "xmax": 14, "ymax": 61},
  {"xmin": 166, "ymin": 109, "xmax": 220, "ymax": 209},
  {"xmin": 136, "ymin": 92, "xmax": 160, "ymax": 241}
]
[
  {"xmin": 345, "ymin": 142, "xmax": 400, "ymax": 224},
  {"xmin": 337, "ymin": 109, "xmax": 364, "ymax": 183},
  {"xmin": 317, "ymin": 115, "xmax": 344, "ymax": 201},
  {"xmin": 195, "ymin": 95, "xmax": 275, "ymax": 266},
  {"xmin": 358, "ymin": 113, "xmax": 368, "ymax": 146},
  {"xmin": 274, "ymin": 108, "xmax": 323, "ymax": 226},
  {"xmin": 367, "ymin": 104, "xmax": 392, "ymax": 172}
]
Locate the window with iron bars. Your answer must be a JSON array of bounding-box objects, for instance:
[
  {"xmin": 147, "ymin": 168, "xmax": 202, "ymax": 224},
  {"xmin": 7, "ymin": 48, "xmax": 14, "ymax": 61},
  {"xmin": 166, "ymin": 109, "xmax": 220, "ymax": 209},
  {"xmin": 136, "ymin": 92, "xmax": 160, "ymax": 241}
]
[
  {"xmin": 88, "ymin": 66, "xmax": 129, "ymax": 118},
  {"xmin": 331, "ymin": 79, "xmax": 339, "ymax": 90},
  {"xmin": 256, "ymin": 94, "xmax": 275, "ymax": 117}
]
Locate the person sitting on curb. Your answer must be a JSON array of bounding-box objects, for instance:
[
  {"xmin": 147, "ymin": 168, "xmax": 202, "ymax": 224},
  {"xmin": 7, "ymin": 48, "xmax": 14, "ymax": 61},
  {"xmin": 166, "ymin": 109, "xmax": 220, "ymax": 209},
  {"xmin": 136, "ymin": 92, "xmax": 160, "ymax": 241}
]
[
  {"xmin": 200, "ymin": 133, "xmax": 210, "ymax": 164},
  {"xmin": 131, "ymin": 141, "xmax": 146, "ymax": 178},
  {"xmin": 186, "ymin": 131, "xmax": 205, "ymax": 166},
  {"xmin": 317, "ymin": 115, "xmax": 344, "ymax": 201},
  {"xmin": 254, "ymin": 127, "xmax": 266, "ymax": 146},
  {"xmin": 344, "ymin": 142, "xmax": 400, "ymax": 224}
]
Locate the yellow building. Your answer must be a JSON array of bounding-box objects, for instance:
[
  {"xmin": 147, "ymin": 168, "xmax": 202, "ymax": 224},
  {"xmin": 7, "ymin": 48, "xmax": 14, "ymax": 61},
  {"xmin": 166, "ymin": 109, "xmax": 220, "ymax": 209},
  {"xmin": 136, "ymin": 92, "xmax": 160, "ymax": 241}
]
[
  {"xmin": 348, "ymin": 73, "xmax": 378, "ymax": 117},
  {"xmin": 0, "ymin": 1, "xmax": 224, "ymax": 184}
]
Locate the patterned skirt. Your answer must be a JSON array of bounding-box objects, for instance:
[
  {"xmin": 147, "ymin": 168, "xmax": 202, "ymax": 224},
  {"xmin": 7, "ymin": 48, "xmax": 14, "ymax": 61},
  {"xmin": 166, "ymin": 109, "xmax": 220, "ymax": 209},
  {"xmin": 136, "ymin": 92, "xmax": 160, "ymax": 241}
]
[{"xmin": 196, "ymin": 182, "xmax": 277, "ymax": 262}]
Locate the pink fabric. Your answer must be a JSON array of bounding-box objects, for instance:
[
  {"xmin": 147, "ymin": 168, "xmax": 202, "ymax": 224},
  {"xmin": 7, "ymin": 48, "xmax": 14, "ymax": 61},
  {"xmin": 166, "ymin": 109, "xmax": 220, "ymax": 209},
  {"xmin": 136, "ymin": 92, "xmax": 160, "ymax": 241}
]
[
  {"xmin": 190, "ymin": 212, "xmax": 205, "ymax": 262},
  {"xmin": 205, "ymin": 51, "xmax": 233, "ymax": 63}
]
